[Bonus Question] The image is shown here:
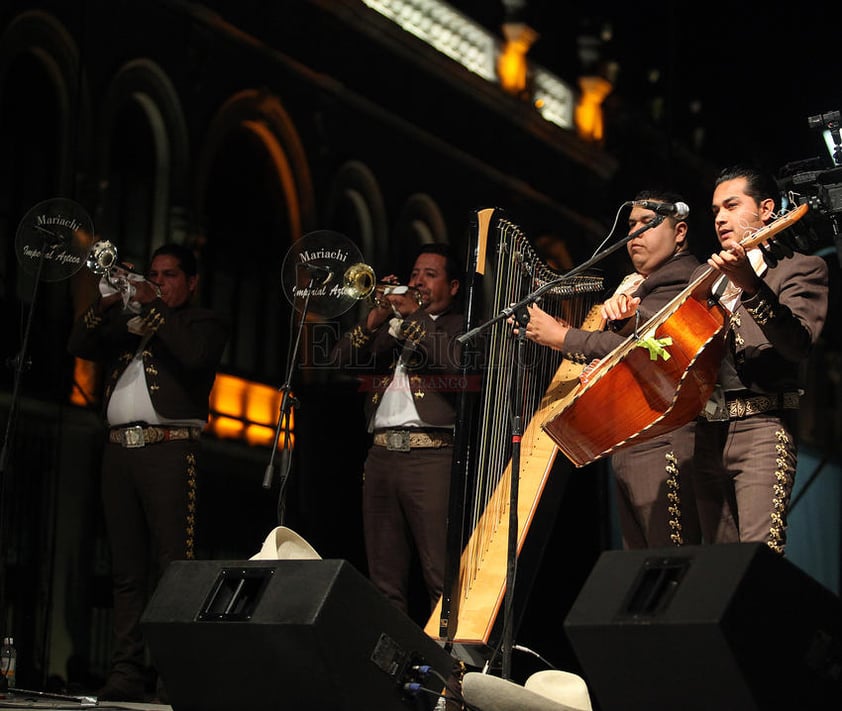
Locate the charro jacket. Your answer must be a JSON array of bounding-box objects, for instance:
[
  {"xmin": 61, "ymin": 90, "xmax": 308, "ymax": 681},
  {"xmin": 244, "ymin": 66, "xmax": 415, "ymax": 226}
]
[
  {"xmin": 693, "ymin": 251, "xmax": 828, "ymax": 394},
  {"xmin": 68, "ymin": 297, "xmax": 228, "ymax": 422},
  {"xmin": 562, "ymin": 251, "xmax": 701, "ymax": 363},
  {"xmin": 333, "ymin": 306, "xmax": 464, "ymax": 429}
]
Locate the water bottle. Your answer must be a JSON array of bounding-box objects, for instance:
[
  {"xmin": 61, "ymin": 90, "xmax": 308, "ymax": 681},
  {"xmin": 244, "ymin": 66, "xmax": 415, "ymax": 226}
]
[{"xmin": 1, "ymin": 637, "xmax": 16, "ymax": 690}]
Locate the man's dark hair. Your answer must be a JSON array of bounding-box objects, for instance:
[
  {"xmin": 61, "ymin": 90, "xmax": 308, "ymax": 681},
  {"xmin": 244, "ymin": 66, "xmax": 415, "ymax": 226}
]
[
  {"xmin": 715, "ymin": 164, "xmax": 781, "ymax": 212},
  {"xmin": 151, "ymin": 243, "xmax": 198, "ymax": 277},
  {"xmin": 416, "ymin": 242, "xmax": 463, "ymax": 283},
  {"xmin": 634, "ymin": 188, "xmax": 687, "ymax": 212}
]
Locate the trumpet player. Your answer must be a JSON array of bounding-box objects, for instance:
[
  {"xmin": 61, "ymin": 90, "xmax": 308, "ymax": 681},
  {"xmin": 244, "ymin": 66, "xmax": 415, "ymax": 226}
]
[
  {"xmin": 68, "ymin": 243, "xmax": 228, "ymax": 702},
  {"xmin": 333, "ymin": 243, "xmax": 464, "ymax": 621}
]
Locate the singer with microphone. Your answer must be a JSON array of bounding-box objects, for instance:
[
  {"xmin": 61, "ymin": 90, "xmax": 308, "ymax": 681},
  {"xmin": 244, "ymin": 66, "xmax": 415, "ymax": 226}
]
[
  {"xmin": 68, "ymin": 243, "xmax": 228, "ymax": 702},
  {"xmin": 332, "ymin": 243, "xmax": 463, "ymax": 621},
  {"xmin": 512, "ymin": 190, "xmax": 702, "ymax": 549}
]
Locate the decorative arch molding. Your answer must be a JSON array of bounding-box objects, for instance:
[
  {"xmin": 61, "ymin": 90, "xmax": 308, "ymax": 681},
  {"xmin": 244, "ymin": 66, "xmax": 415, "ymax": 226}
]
[
  {"xmin": 0, "ymin": 9, "xmax": 89, "ymax": 193},
  {"xmin": 394, "ymin": 192, "xmax": 449, "ymax": 270},
  {"xmin": 196, "ymin": 88, "xmax": 315, "ymax": 240},
  {"xmin": 98, "ymin": 58, "xmax": 190, "ymax": 250},
  {"xmin": 325, "ymin": 160, "xmax": 388, "ymax": 270},
  {"xmin": 101, "ymin": 58, "xmax": 190, "ymax": 200}
]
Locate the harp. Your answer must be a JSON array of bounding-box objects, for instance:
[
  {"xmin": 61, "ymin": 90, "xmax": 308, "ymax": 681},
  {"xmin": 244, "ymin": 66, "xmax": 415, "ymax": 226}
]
[{"xmin": 425, "ymin": 208, "xmax": 605, "ymax": 659}]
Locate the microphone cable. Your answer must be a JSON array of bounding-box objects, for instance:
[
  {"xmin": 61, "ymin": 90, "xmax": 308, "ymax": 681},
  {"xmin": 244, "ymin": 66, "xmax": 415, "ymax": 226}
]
[
  {"xmin": 402, "ymin": 662, "xmax": 483, "ymax": 711},
  {"xmin": 512, "ymin": 643, "xmax": 557, "ymax": 670},
  {"xmin": 587, "ymin": 201, "xmax": 632, "ymax": 260}
]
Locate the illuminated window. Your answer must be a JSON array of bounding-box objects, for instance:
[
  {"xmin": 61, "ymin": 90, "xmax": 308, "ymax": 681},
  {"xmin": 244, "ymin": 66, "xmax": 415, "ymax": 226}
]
[
  {"xmin": 70, "ymin": 363, "xmax": 291, "ymax": 449},
  {"xmin": 363, "ymin": 0, "xmax": 497, "ymax": 81},
  {"xmin": 362, "ymin": 0, "xmax": 574, "ymax": 129},
  {"xmin": 208, "ymin": 373, "xmax": 293, "ymax": 449},
  {"xmin": 533, "ymin": 67, "xmax": 575, "ymax": 130}
]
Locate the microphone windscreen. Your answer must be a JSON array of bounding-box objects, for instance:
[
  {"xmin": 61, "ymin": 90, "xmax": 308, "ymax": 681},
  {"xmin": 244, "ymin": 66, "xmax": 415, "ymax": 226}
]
[
  {"xmin": 462, "ymin": 672, "xmax": 577, "ymax": 711},
  {"xmin": 673, "ymin": 201, "xmax": 690, "ymax": 219}
]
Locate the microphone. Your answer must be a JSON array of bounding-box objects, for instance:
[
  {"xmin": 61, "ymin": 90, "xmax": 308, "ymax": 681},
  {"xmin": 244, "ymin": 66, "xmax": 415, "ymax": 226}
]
[
  {"xmin": 632, "ymin": 200, "xmax": 690, "ymax": 220},
  {"xmin": 33, "ymin": 223, "xmax": 68, "ymax": 246},
  {"xmin": 298, "ymin": 262, "xmax": 334, "ymax": 285}
]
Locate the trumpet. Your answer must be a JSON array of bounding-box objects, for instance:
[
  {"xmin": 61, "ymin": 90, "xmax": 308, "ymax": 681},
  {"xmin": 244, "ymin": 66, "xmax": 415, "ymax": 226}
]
[
  {"xmin": 85, "ymin": 240, "xmax": 153, "ymax": 304},
  {"xmin": 343, "ymin": 262, "xmax": 424, "ymax": 313}
]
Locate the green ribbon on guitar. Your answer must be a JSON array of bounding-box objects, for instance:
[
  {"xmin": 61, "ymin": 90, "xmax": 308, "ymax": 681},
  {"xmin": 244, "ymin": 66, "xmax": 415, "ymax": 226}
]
[{"xmin": 635, "ymin": 335, "xmax": 673, "ymax": 361}]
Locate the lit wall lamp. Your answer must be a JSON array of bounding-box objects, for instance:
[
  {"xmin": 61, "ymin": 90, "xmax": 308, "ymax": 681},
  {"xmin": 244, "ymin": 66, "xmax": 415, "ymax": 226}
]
[
  {"xmin": 575, "ymin": 74, "xmax": 613, "ymax": 142},
  {"xmin": 497, "ymin": 22, "xmax": 538, "ymax": 96},
  {"xmin": 575, "ymin": 21, "xmax": 617, "ymax": 143}
]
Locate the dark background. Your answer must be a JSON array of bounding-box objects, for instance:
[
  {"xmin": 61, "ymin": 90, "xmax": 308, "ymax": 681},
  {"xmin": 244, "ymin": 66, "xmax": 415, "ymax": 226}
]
[{"xmin": 453, "ymin": 1, "xmax": 842, "ymax": 174}]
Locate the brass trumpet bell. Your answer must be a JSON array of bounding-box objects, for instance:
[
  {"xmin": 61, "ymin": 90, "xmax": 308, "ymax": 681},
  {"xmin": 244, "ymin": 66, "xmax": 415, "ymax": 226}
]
[
  {"xmin": 342, "ymin": 262, "xmax": 423, "ymax": 309},
  {"xmin": 84, "ymin": 239, "xmax": 151, "ymax": 306},
  {"xmin": 86, "ymin": 239, "xmax": 119, "ymax": 275},
  {"xmin": 342, "ymin": 262, "xmax": 376, "ymax": 300}
]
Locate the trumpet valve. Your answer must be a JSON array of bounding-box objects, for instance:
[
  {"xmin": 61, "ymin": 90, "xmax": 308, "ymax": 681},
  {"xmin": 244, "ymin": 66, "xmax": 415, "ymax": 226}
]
[{"xmin": 377, "ymin": 284, "xmax": 423, "ymax": 308}]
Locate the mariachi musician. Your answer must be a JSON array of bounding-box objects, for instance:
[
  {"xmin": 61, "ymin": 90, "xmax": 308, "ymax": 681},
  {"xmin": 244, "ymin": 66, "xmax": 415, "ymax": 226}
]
[
  {"xmin": 68, "ymin": 242, "xmax": 228, "ymax": 701},
  {"xmin": 514, "ymin": 189, "xmax": 702, "ymax": 549},
  {"xmin": 692, "ymin": 164, "xmax": 828, "ymax": 553},
  {"xmin": 332, "ymin": 243, "xmax": 463, "ymax": 621}
]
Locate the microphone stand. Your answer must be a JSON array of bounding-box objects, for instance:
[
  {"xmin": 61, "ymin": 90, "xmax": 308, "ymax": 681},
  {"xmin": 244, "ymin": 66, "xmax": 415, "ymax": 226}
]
[
  {"xmin": 500, "ymin": 323, "xmax": 527, "ymax": 681},
  {"xmin": 458, "ymin": 214, "xmax": 664, "ymax": 678},
  {"xmin": 262, "ymin": 273, "xmax": 320, "ymax": 525},
  {"xmin": 0, "ymin": 232, "xmax": 51, "ymax": 654},
  {"xmin": 0, "ymin": 231, "xmax": 55, "ymax": 474}
]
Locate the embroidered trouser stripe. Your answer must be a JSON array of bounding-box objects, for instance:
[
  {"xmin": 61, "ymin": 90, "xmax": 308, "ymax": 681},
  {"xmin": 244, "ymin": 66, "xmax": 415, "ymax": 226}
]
[
  {"xmin": 665, "ymin": 451, "xmax": 684, "ymax": 546},
  {"xmin": 768, "ymin": 429, "xmax": 794, "ymax": 554},
  {"xmin": 185, "ymin": 451, "xmax": 197, "ymax": 559}
]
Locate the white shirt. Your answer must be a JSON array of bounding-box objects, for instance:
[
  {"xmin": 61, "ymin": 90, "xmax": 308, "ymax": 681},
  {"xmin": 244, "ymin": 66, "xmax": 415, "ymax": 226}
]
[
  {"xmin": 711, "ymin": 247, "xmax": 768, "ymax": 311},
  {"xmin": 107, "ymin": 355, "xmax": 204, "ymax": 428},
  {"xmin": 372, "ymin": 313, "xmax": 441, "ymax": 431},
  {"xmin": 107, "ymin": 357, "xmax": 162, "ymax": 426}
]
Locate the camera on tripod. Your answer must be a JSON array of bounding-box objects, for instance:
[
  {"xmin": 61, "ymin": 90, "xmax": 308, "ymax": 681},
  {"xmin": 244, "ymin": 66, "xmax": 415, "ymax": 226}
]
[{"xmin": 776, "ymin": 110, "xmax": 842, "ymax": 263}]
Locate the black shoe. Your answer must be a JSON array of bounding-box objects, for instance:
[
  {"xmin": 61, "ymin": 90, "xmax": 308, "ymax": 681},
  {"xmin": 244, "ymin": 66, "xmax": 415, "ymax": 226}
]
[{"xmin": 95, "ymin": 676, "xmax": 146, "ymax": 702}]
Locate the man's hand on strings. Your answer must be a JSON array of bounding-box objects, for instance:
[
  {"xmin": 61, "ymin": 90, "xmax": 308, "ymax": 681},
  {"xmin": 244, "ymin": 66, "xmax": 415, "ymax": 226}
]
[
  {"xmin": 708, "ymin": 239, "xmax": 760, "ymax": 297},
  {"xmin": 509, "ymin": 303, "xmax": 569, "ymax": 351},
  {"xmin": 600, "ymin": 293, "xmax": 641, "ymax": 322}
]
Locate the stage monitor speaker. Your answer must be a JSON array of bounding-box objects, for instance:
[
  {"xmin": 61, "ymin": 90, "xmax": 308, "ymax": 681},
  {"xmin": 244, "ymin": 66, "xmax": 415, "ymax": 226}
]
[
  {"xmin": 564, "ymin": 543, "xmax": 841, "ymax": 711},
  {"xmin": 141, "ymin": 559, "xmax": 457, "ymax": 711}
]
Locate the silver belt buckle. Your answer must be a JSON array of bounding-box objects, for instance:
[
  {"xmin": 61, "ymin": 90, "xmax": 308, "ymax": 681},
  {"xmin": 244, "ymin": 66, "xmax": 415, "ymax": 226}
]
[
  {"xmin": 121, "ymin": 425, "xmax": 146, "ymax": 448},
  {"xmin": 385, "ymin": 430, "xmax": 411, "ymax": 452}
]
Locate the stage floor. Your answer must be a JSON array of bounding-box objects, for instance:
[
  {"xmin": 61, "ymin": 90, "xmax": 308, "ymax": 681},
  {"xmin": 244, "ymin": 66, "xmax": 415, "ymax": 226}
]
[{"xmin": 0, "ymin": 693, "xmax": 171, "ymax": 711}]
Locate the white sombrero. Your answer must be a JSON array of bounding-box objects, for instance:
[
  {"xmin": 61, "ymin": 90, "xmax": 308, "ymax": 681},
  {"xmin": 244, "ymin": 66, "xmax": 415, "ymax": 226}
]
[
  {"xmin": 250, "ymin": 526, "xmax": 321, "ymax": 560},
  {"xmin": 462, "ymin": 670, "xmax": 592, "ymax": 711},
  {"xmin": 524, "ymin": 670, "xmax": 592, "ymax": 711}
]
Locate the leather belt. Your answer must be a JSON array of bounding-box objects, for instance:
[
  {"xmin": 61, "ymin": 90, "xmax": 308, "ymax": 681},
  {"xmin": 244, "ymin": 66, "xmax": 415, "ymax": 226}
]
[
  {"xmin": 373, "ymin": 428, "xmax": 453, "ymax": 452},
  {"xmin": 108, "ymin": 424, "xmax": 202, "ymax": 448},
  {"xmin": 701, "ymin": 391, "xmax": 799, "ymax": 421}
]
